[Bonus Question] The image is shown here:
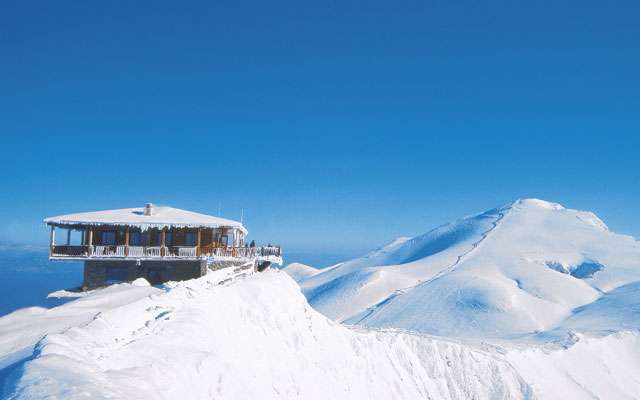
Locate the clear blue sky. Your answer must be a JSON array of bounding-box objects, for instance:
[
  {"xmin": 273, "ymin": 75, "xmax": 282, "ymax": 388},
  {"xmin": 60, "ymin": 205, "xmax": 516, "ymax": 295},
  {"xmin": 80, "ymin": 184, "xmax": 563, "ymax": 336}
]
[{"xmin": 1, "ymin": 1, "xmax": 639, "ymax": 259}]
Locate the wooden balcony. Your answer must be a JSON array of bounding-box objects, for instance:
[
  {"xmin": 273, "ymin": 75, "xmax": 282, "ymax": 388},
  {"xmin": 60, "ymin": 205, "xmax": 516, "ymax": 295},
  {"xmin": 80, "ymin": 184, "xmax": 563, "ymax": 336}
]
[{"xmin": 50, "ymin": 244, "xmax": 281, "ymax": 261}]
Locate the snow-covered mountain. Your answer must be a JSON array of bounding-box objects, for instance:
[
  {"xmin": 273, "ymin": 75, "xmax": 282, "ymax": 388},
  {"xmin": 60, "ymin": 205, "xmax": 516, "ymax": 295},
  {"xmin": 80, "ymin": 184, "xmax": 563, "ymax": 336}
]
[
  {"xmin": 285, "ymin": 199, "xmax": 640, "ymax": 338},
  {"xmin": 2, "ymin": 198, "xmax": 640, "ymax": 399}
]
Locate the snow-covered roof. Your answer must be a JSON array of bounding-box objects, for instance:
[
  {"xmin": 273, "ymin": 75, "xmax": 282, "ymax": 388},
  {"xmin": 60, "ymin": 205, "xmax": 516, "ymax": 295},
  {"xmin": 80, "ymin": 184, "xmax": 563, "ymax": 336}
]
[{"xmin": 44, "ymin": 205, "xmax": 247, "ymax": 233}]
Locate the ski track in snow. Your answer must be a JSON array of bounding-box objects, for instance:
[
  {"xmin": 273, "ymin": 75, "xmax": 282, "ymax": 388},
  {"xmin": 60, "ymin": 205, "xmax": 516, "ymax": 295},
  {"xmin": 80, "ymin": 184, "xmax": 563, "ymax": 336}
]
[{"xmin": 353, "ymin": 206, "xmax": 511, "ymax": 325}]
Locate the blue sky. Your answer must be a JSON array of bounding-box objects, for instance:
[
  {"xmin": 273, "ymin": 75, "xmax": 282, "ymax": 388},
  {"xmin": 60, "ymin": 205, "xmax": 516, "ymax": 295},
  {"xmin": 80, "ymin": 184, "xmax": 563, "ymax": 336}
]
[{"xmin": 1, "ymin": 1, "xmax": 639, "ymax": 261}]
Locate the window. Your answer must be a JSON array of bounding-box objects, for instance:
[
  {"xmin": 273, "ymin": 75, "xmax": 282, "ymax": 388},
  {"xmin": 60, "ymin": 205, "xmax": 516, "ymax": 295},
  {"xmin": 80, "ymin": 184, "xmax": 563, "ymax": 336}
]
[
  {"xmin": 185, "ymin": 232, "xmax": 197, "ymax": 246},
  {"xmin": 153, "ymin": 230, "xmax": 164, "ymax": 246},
  {"xmin": 102, "ymin": 231, "xmax": 116, "ymax": 245},
  {"xmin": 129, "ymin": 231, "xmax": 141, "ymax": 246}
]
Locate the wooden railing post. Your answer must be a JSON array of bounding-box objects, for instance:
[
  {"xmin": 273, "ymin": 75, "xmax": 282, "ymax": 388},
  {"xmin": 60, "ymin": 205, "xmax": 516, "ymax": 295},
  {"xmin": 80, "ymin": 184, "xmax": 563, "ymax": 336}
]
[
  {"xmin": 197, "ymin": 228, "xmax": 201, "ymax": 257},
  {"xmin": 161, "ymin": 227, "xmax": 166, "ymax": 257},
  {"xmin": 88, "ymin": 229, "xmax": 93, "ymax": 256},
  {"xmin": 125, "ymin": 227, "xmax": 129, "ymax": 257},
  {"xmin": 49, "ymin": 226, "xmax": 55, "ymax": 254}
]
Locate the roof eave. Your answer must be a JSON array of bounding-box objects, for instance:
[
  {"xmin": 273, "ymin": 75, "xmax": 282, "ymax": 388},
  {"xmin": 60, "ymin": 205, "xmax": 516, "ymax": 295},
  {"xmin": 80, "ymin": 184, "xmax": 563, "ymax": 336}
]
[{"xmin": 44, "ymin": 220, "xmax": 248, "ymax": 234}]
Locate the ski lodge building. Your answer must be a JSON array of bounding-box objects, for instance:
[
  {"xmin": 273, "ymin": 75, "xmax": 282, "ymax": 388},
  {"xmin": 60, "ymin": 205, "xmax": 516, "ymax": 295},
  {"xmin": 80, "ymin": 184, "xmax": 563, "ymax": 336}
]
[{"xmin": 44, "ymin": 203, "xmax": 282, "ymax": 289}]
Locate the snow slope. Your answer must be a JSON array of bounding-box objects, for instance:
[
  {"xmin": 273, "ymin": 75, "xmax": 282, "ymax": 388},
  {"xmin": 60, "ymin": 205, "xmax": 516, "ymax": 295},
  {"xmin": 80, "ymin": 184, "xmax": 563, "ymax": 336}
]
[
  {"xmin": 3, "ymin": 270, "xmax": 534, "ymax": 400},
  {"xmin": 281, "ymin": 262, "xmax": 320, "ymax": 282},
  {"xmin": 0, "ymin": 283, "xmax": 160, "ymax": 372},
  {"xmin": 2, "ymin": 264, "xmax": 639, "ymax": 399},
  {"xmin": 506, "ymin": 332, "xmax": 640, "ymax": 400},
  {"xmin": 290, "ymin": 199, "xmax": 640, "ymax": 338}
]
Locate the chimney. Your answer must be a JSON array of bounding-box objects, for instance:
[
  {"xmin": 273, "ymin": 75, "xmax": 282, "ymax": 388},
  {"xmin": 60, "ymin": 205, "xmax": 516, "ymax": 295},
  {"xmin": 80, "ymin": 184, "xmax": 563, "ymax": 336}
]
[{"xmin": 144, "ymin": 203, "xmax": 155, "ymax": 216}]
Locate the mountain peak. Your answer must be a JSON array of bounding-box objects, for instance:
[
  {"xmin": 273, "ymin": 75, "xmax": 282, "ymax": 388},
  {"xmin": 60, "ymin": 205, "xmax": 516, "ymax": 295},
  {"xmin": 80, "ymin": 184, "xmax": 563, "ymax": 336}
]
[
  {"xmin": 509, "ymin": 198, "xmax": 608, "ymax": 231},
  {"xmin": 513, "ymin": 198, "xmax": 565, "ymax": 210},
  {"xmin": 293, "ymin": 198, "xmax": 634, "ymax": 337}
]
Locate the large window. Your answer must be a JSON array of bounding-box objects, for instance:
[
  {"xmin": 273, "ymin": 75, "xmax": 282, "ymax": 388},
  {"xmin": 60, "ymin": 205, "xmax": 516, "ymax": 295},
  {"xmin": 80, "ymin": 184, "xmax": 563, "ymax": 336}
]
[
  {"xmin": 185, "ymin": 232, "xmax": 197, "ymax": 246},
  {"xmin": 153, "ymin": 230, "xmax": 164, "ymax": 246},
  {"xmin": 101, "ymin": 231, "xmax": 116, "ymax": 245},
  {"xmin": 129, "ymin": 231, "xmax": 141, "ymax": 246},
  {"xmin": 213, "ymin": 230, "xmax": 222, "ymax": 244}
]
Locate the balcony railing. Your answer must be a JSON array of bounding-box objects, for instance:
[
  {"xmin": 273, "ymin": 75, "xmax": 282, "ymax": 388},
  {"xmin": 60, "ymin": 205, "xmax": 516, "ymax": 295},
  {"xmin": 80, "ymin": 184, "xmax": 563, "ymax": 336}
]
[
  {"xmin": 50, "ymin": 245, "xmax": 90, "ymax": 257},
  {"xmin": 144, "ymin": 246, "xmax": 162, "ymax": 257},
  {"xmin": 200, "ymin": 245, "xmax": 282, "ymax": 259},
  {"xmin": 50, "ymin": 244, "xmax": 281, "ymax": 260}
]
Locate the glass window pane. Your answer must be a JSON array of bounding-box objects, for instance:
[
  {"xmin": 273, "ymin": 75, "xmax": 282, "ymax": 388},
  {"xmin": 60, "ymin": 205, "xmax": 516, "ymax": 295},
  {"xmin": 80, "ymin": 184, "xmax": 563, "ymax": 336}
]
[{"xmin": 102, "ymin": 231, "xmax": 116, "ymax": 245}]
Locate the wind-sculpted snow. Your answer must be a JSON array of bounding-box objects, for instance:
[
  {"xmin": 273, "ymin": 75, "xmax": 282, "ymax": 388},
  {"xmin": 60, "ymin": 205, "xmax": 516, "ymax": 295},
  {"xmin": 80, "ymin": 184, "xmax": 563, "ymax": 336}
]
[
  {"xmin": 4, "ymin": 271, "xmax": 535, "ymax": 400},
  {"xmin": 0, "ymin": 282, "xmax": 161, "ymax": 373},
  {"xmin": 506, "ymin": 332, "xmax": 640, "ymax": 400},
  {"xmin": 290, "ymin": 199, "xmax": 640, "ymax": 338}
]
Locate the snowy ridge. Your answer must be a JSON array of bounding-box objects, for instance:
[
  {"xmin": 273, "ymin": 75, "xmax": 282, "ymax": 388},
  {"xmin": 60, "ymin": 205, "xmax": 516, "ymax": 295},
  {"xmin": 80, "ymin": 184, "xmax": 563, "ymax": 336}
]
[
  {"xmin": 351, "ymin": 203, "xmax": 512, "ymax": 325},
  {"xmin": 3, "ymin": 270, "xmax": 536, "ymax": 400},
  {"xmin": 4, "ymin": 268, "xmax": 639, "ymax": 399}
]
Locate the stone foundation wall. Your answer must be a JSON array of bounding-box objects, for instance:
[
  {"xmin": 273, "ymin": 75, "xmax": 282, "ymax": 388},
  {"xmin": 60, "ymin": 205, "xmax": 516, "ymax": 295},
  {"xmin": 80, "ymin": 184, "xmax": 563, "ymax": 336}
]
[
  {"xmin": 83, "ymin": 259, "xmax": 207, "ymax": 290},
  {"xmin": 209, "ymin": 260, "xmax": 253, "ymax": 271}
]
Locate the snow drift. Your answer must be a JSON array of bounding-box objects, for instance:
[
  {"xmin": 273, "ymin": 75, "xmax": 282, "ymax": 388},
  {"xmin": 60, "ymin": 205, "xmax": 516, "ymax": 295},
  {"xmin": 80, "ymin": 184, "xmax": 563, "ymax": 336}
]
[{"xmin": 3, "ymin": 270, "xmax": 534, "ymax": 400}]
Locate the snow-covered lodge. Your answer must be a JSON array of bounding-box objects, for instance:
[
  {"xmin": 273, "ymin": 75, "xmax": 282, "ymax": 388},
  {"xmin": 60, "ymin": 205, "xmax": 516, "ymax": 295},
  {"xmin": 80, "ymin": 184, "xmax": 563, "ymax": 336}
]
[{"xmin": 44, "ymin": 204, "xmax": 282, "ymax": 289}]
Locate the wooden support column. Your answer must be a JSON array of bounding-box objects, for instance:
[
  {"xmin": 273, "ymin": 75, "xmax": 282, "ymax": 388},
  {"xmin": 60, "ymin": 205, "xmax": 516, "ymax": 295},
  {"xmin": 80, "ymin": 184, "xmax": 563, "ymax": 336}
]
[
  {"xmin": 82, "ymin": 228, "xmax": 87, "ymax": 256},
  {"xmin": 88, "ymin": 229, "xmax": 93, "ymax": 256},
  {"xmin": 161, "ymin": 227, "xmax": 166, "ymax": 257},
  {"xmin": 66, "ymin": 229, "xmax": 71, "ymax": 245},
  {"xmin": 49, "ymin": 226, "xmax": 55, "ymax": 253},
  {"xmin": 197, "ymin": 228, "xmax": 202, "ymax": 256},
  {"xmin": 125, "ymin": 227, "xmax": 130, "ymax": 257}
]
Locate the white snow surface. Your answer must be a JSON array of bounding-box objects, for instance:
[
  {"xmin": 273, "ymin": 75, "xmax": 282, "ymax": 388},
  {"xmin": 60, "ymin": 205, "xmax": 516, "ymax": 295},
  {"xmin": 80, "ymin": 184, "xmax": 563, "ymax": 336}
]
[
  {"xmin": 3, "ymin": 270, "xmax": 536, "ymax": 400},
  {"xmin": 44, "ymin": 206, "xmax": 247, "ymax": 233},
  {"xmin": 0, "ymin": 283, "xmax": 161, "ymax": 372},
  {"xmin": 2, "ymin": 265, "xmax": 639, "ymax": 399},
  {"xmin": 280, "ymin": 262, "xmax": 320, "ymax": 282},
  {"xmin": 291, "ymin": 199, "xmax": 640, "ymax": 338}
]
